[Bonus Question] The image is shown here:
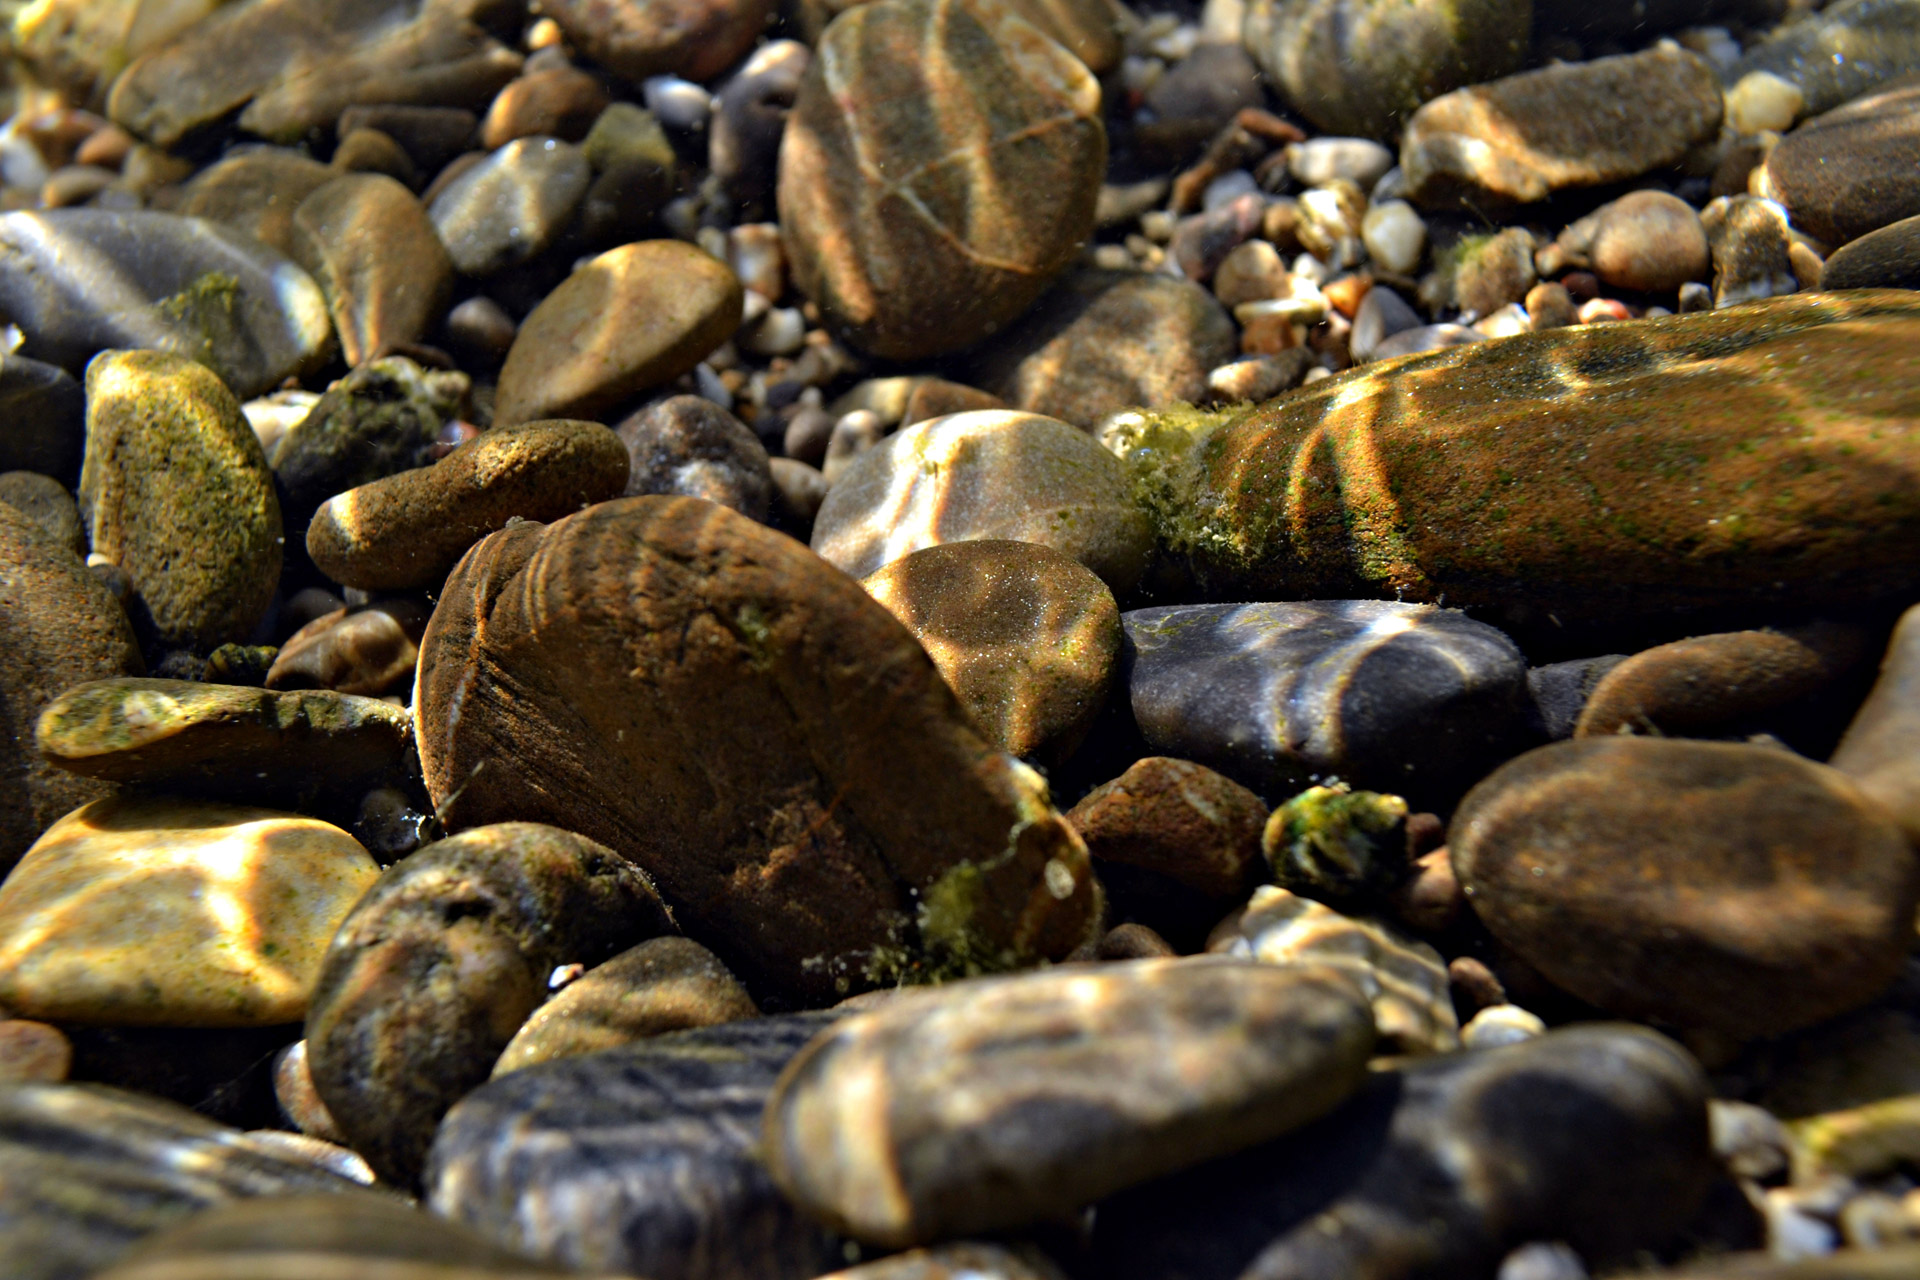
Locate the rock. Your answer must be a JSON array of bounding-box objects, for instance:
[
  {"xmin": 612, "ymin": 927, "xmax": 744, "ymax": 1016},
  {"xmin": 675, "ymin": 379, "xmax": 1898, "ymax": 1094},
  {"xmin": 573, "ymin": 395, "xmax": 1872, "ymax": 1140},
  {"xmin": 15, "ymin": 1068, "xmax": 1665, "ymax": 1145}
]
[
  {"xmin": 1823, "ymin": 214, "xmax": 1920, "ymax": 291},
  {"xmin": 1213, "ymin": 884, "xmax": 1458, "ymax": 1055},
  {"xmin": 428, "ymin": 138, "xmax": 589, "ymax": 278},
  {"xmin": 1207, "ymin": 352, "xmax": 1314, "ymax": 404},
  {"xmin": 265, "ymin": 601, "xmax": 428, "ymax": 698},
  {"xmin": 0, "ymin": 1019, "xmax": 71, "ymax": 1084},
  {"xmin": 613, "ymin": 394, "xmax": 773, "ymax": 520},
  {"xmin": 1108, "ymin": 292, "xmax": 1920, "ymax": 628},
  {"xmin": 765, "ymin": 960, "xmax": 1374, "ymax": 1246},
  {"xmin": 1289, "ymin": 137, "xmax": 1395, "ymax": 191},
  {"xmin": 1349, "ymin": 285, "xmax": 1423, "ymax": 362},
  {"xmin": 1135, "ymin": 42, "xmax": 1265, "ymax": 166},
  {"xmin": 1702, "ymin": 194, "xmax": 1799, "ymax": 307},
  {"xmin": 274, "ymin": 1039, "xmax": 348, "ymax": 1144},
  {"xmin": 0, "ymin": 211, "xmax": 333, "ymax": 400},
  {"xmin": 961, "ymin": 270, "xmax": 1237, "ymax": 430},
  {"xmin": 777, "ymin": 0, "xmax": 1105, "ymax": 360},
  {"xmin": 81, "ymin": 350, "xmax": 283, "ymax": 650},
  {"xmin": 1447, "ymin": 227, "xmax": 1537, "ymax": 317},
  {"xmin": 332, "ymin": 127, "xmax": 422, "ymax": 187},
  {"xmin": 269, "ymin": 356, "xmax": 470, "ymax": 517},
  {"xmin": 10, "ymin": 0, "xmax": 227, "ymax": 105},
  {"xmin": 1555, "ymin": 190, "xmax": 1711, "ymax": 295},
  {"xmin": 1451, "ymin": 737, "xmax": 1920, "ymax": 1039},
  {"xmin": 812, "ymin": 410, "xmax": 1153, "ymax": 595},
  {"xmin": 1122, "ymin": 601, "xmax": 1530, "ymax": 810},
  {"xmin": 1759, "ymin": 85, "xmax": 1920, "ymax": 248},
  {"xmin": 795, "ymin": 0, "xmax": 1124, "ymax": 70},
  {"xmin": 306, "ymin": 823, "xmax": 675, "ymax": 1187},
  {"xmin": 769, "ymin": 457, "xmax": 830, "ymax": 534},
  {"xmin": 812, "ymin": 1243, "xmax": 1069, "ymax": 1280},
  {"xmin": 543, "ymin": 0, "xmax": 774, "ymax": 84},
  {"xmin": 177, "ymin": 149, "xmax": 337, "ymax": 257},
  {"xmin": 0, "ymin": 354, "xmax": 86, "ymax": 482},
  {"xmin": 417, "ymin": 498, "xmax": 1099, "ymax": 1001},
  {"xmin": 1241, "ymin": 0, "xmax": 1530, "ymax": 141},
  {"xmin": 1099, "ymin": 922, "xmax": 1178, "ymax": 960},
  {"xmin": 493, "ymin": 937, "xmax": 759, "ymax": 1077},
  {"xmin": 106, "ymin": 0, "xmax": 522, "ymax": 150},
  {"xmin": 427, "ymin": 1015, "xmax": 847, "ymax": 1280},
  {"xmin": 0, "ymin": 471, "xmax": 83, "ymax": 556},
  {"xmin": 305, "ymin": 419, "xmax": 629, "ymax": 591},
  {"xmin": 287, "ymin": 174, "xmax": 455, "ymax": 368},
  {"xmin": 1212, "ymin": 241, "xmax": 1292, "ymax": 309},
  {"xmin": 1729, "ymin": 0, "xmax": 1920, "ymax": 120},
  {"xmin": 1091, "ymin": 1025, "xmax": 1715, "ymax": 1280},
  {"xmin": 1370, "ymin": 322, "xmax": 1483, "ymax": 360},
  {"xmin": 1527, "ymin": 655, "xmax": 1628, "ymax": 741},
  {"xmin": 1264, "ymin": 784, "xmax": 1409, "ymax": 907},
  {"xmin": 862, "ymin": 540, "xmax": 1120, "ymax": 765},
  {"xmin": 1067, "ymin": 757, "xmax": 1269, "ymax": 945},
  {"xmin": 576, "ymin": 104, "xmax": 678, "ymax": 248},
  {"xmin": 1401, "ymin": 44, "xmax": 1723, "ymax": 208},
  {"xmin": 712, "ymin": 42, "xmax": 812, "ymax": 212},
  {"xmin": 902, "ymin": 378, "xmax": 1006, "ymax": 426},
  {"xmin": 1166, "ymin": 193, "xmax": 1268, "ymax": 284},
  {"xmin": 493, "ymin": 241, "xmax": 742, "ymax": 426},
  {"xmin": 0, "ymin": 1083, "xmax": 379, "ymax": 1280},
  {"xmin": 0, "ymin": 796, "xmax": 378, "ymax": 1027},
  {"xmin": 1831, "ymin": 604, "xmax": 1920, "ymax": 846},
  {"xmin": 339, "ymin": 105, "xmax": 480, "ymax": 175},
  {"xmin": 1361, "ymin": 199, "xmax": 1426, "ymax": 276},
  {"xmin": 479, "ymin": 67, "xmax": 609, "ymax": 149}
]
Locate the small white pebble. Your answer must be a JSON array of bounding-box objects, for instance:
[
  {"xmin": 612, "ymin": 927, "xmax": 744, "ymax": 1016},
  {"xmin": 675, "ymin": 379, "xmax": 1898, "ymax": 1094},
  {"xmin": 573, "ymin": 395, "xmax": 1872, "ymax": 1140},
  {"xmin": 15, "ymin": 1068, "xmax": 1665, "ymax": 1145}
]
[
  {"xmin": 1727, "ymin": 70, "xmax": 1805, "ymax": 135},
  {"xmin": 1363, "ymin": 200, "xmax": 1427, "ymax": 275},
  {"xmin": 1461, "ymin": 1003, "xmax": 1546, "ymax": 1049},
  {"xmin": 1497, "ymin": 1242, "xmax": 1587, "ymax": 1280},
  {"xmin": 694, "ymin": 363, "xmax": 731, "ymax": 409},
  {"xmin": 642, "ymin": 76, "xmax": 711, "ymax": 130},
  {"xmin": 1473, "ymin": 303, "xmax": 1532, "ymax": 339},
  {"xmin": 1290, "ymin": 252, "xmax": 1331, "ymax": 286},
  {"xmin": 740, "ymin": 306, "xmax": 806, "ymax": 358}
]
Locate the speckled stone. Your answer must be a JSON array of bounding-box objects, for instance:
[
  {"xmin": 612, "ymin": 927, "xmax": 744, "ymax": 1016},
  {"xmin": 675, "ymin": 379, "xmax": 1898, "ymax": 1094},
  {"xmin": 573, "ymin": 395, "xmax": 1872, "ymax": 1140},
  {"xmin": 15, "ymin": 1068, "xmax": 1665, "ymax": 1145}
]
[
  {"xmin": 1823, "ymin": 214, "xmax": 1920, "ymax": 291},
  {"xmin": 429, "ymin": 138, "xmax": 590, "ymax": 278},
  {"xmin": 0, "ymin": 1019, "xmax": 71, "ymax": 1083},
  {"xmin": 0, "ymin": 471, "xmax": 84, "ymax": 556},
  {"xmin": 613, "ymin": 393, "xmax": 772, "ymax": 521},
  {"xmin": 1760, "ymin": 84, "xmax": 1920, "ymax": 247},
  {"xmin": 269, "ymin": 357, "xmax": 469, "ymax": 517},
  {"xmin": 265, "ymin": 601, "xmax": 428, "ymax": 697},
  {"xmin": 0, "ymin": 796, "xmax": 378, "ymax": 1027},
  {"xmin": 305, "ymin": 419, "xmax": 629, "ymax": 591},
  {"xmin": 862, "ymin": 540, "xmax": 1121, "ymax": 765},
  {"xmin": 1830, "ymin": 604, "xmax": 1920, "ymax": 849},
  {"xmin": 1702, "ymin": 194, "xmax": 1799, "ymax": 307},
  {"xmin": 765, "ymin": 960, "xmax": 1375, "ymax": 1247},
  {"xmin": 1264, "ymin": 785, "xmax": 1410, "ymax": 908},
  {"xmin": 1554, "ymin": 190, "xmax": 1710, "ymax": 294},
  {"xmin": 812, "ymin": 410, "xmax": 1153, "ymax": 595},
  {"xmin": 287, "ymin": 174, "xmax": 455, "ymax": 368}
]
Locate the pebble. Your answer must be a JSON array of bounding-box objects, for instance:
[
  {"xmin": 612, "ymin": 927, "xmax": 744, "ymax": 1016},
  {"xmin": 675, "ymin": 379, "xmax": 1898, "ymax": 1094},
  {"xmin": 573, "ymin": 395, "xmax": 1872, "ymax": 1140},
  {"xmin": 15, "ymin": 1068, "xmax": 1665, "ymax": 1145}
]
[
  {"xmin": 0, "ymin": 470, "xmax": 83, "ymax": 556},
  {"xmin": 1822, "ymin": 213, "xmax": 1920, "ymax": 291},
  {"xmin": 1725, "ymin": 69, "xmax": 1806, "ymax": 136},
  {"xmin": 614, "ymin": 394, "xmax": 773, "ymax": 521},
  {"xmin": 1461, "ymin": 1002, "xmax": 1547, "ymax": 1050},
  {"xmin": 1122, "ymin": 600, "xmax": 1531, "ymax": 809},
  {"xmin": 286, "ymin": 173, "xmax": 454, "ymax": 368},
  {"xmin": 763, "ymin": 960, "xmax": 1376, "ymax": 1246},
  {"xmin": 427, "ymin": 1015, "xmax": 848, "ymax": 1280},
  {"xmin": 1451, "ymin": 738, "xmax": 1920, "ymax": 1038},
  {"xmin": 415, "ymin": 497, "xmax": 1100, "ymax": 1001},
  {"xmin": 330, "ymin": 126, "xmax": 418, "ymax": 187},
  {"xmin": 177, "ymin": 148, "xmax": 336, "ymax": 257},
  {"xmin": 0, "ymin": 210, "xmax": 333, "ymax": 400},
  {"xmin": 812, "ymin": 410, "xmax": 1153, "ymax": 595},
  {"xmin": 862, "ymin": 539, "xmax": 1121, "ymax": 765},
  {"xmin": 1263, "ymin": 784, "xmax": 1409, "ymax": 907},
  {"xmin": 1288, "ymin": 137, "xmax": 1395, "ymax": 191},
  {"xmin": 81, "ymin": 349, "xmax": 284, "ymax": 650},
  {"xmin": 811, "ymin": 1243, "xmax": 1068, "ymax": 1280},
  {"xmin": 479, "ymin": 67, "xmax": 609, "ymax": 149},
  {"xmin": 0, "ymin": 795, "xmax": 378, "ymax": 1027},
  {"xmin": 273, "ymin": 1038, "xmax": 347, "ymax": 1144},
  {"xmin": 338, "ymin": 105, "xmax": 479, "ymax": 177},
  {"xmin": 1831, "ymin": 604, "xmax": 1920, "ymax": 846},
  {"xmin": 1135, "ymin": 42, "xmax": 1264, "ymax": 167},
  {"xmin": 1555, "ymin": 190, "xmax": 1711, "ymax": 294},
  {"xmin": 428, "ymin": 138, "xmax": 590, "ymax": 278},
  {"xmin": 1206, "ymin": 350, "xmax": 1313, "ymax": 403},
  {"xmin": 711, "ymin": 43, "xmax": 811, "ymax": 212},
  {"xmin": 1448, "ymin": 226, "xmax": 1539, "ymax": 317},
  {"xmin": 1729, "ymin": 0, "xmax": 1920, "ymax": 118},
  {"xmin": 1349, "ymin": 283, "xmax": 1423, "ymax": 362},
  {"xmin": 305, "ymin": 822, "xmax": 675, "ymax": 1187},
  {"xmin": 0, "ymin": 353, "xmax": 86, "ymax": 482},
  {"xmin": 544, "ymin": 0, "xmax": 773, "ymax": 85},
  {"xmin": 1166, "ymin": 192, "xmax": 1267, "ymax": 282},
  {"xmin": 1361, "ymin": 198, "xmax": 1426, "ymax": 275},
  {"xmin": 901, "ymin": 378, "xmax": 1005, "ymax": 426},
  {"xmin": 777, "ymin": 0, "xmax": 1105, "ymax": 360},
  {"xmin": 1759, "ymin": 85, "xmax": 1920, "ymax": 248},
  {"xmin": 1702, "ymin": 194, "xmax": 1799, "ymax": 306},
  {"xmin": 269, "ymin": 356, "xmax": 469, "ymax": 518},
  {"xmin": 305, "ymin": 418, "xmax": 630, "ymax": 591},
  {"xmin": 493, "ymin": 241, "xmax": 742, "ymax": 426}
]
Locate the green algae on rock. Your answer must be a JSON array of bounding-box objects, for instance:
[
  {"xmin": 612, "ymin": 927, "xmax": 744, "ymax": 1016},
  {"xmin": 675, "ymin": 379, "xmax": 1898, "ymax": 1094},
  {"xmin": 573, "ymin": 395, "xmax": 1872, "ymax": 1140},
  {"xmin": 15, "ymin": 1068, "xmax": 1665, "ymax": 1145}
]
[
  {"xmin": 1264, "ymin": 783, "xmax": 1409, "ymax": 907},
  {"xmin": 1108, "ymin": 291, "xmax": 1920, "ymax": 627}
]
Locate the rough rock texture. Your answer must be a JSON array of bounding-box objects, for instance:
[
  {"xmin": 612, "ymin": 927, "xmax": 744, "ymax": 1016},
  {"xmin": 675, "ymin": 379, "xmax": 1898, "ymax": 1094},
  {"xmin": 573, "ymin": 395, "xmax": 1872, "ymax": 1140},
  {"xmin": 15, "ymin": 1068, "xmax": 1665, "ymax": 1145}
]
[{"xmin": 615, "ymin": 394, "xmax": 774, "ymax": 521}]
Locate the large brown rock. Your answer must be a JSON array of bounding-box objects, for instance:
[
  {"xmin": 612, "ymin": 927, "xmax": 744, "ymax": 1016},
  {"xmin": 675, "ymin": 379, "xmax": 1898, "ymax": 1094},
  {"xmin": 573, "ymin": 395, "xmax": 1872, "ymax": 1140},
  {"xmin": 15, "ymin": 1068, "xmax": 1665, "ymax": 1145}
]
[
  {"xmin": 414, "ymin": 497, "xmax": 1101, "ymax": 1002},
  {"xmin": 1759, "ymin": 84, "xmax": 1920, "ymax": 248},
  {"xmin": 778, "ymin": 0, "xmax": 1106, "ymax": 361}
]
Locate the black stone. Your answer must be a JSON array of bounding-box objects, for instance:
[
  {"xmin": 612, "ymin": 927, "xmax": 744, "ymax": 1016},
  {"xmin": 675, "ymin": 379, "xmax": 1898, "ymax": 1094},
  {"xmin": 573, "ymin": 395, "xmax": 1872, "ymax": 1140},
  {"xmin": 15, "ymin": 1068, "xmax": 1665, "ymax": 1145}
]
[{"xmin": 0, "ymin": 353, "xmax": 86, "ymax": 484}]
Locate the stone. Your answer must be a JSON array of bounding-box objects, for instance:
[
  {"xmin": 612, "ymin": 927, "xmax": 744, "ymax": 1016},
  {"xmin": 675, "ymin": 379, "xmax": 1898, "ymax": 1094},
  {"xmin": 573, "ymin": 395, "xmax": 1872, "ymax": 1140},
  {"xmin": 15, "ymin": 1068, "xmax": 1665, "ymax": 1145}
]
[
  {"xmin": 493, "ymin": 936, "xmax": 759, "ymax": 1076},
  {"xmin": 1108, "ymin": 292, "xmax": 1920, "ymax": 628},
  {"xmin": 428, "ymin": 138, "xmax": 589, "ymax": 278},
  {"xmin": 1760, "ymin": 85, "xmax": 1920, "ymax": 248},
  {"xmin": 0, "ymin": 211, "xmax": 333, "ymax": 400},
  {"xmin": 1726, "ymin": 69, "xmax": 1806, "ymax": 136},
  {"xmin": 1451, "ymin": 737, "xmax": 1920, "ymax": 1039},
  {"xmin": 812, "ymin": 410, "xmax": 1154, "ymax": 595},
  {"xmin": 1535, "ymin": 0, "xmax": 1785, "ymax": 40},
  {"xmin": 1099, "ymin": 922, "xmax": 1178, "ymax": 960},
  {"xmin": 862, "ymin": 540, "xmax": 1120, "ymax": 765},
  {"xmin": 777, "ymin": 0, "xmax": 1105, "ymax": 360},
  {"xmin": 1369, "ymin": 322, "xmax": 1483, "ymax": 360},
  {"xmin": 1289, "ymin": 137, "xmax": 1395, "ymax": 191},
  {"xmin": 493, "ymin": 241, "xmax": 742, "ymax": 426},
  {"xmin": 36, "ymin": 676, "xmax": 413, "ymax": 806},
  {"xmin": 275, "ymin": 1038, "xmax": 348, "ymax": 1144},
  {"xmin": 1349, "ymin": 285, "xmax": 1422, "ymax": 363},
  {"xmin": 479, "ymin": 67, "xmax": 608, "ymax": 149},
  {"xmin": 712, "ymin": 42, "xmax": 812, "ymax": 212},
  {"xmin": 1241, "ymin": 0, "xmax": 1529, "ymax": 140},
  {"xmin": 1527, "ymin": 655, "xmax": 1628, "ymax": 741},
  {"xmin": 1702, "ymin": 194, "xmax": 1799, "ymax": 307},
  {"xmin": 0, "ymin": 354, "xmax": 86, "ymax": 483},
  {"xmin": 1135, "ymin": 42, "xmax": 1265, "ymax": 166},
  {"xmin": 9, "ymin": 0, "xmax": 227, "ymax": 105},
  {"xmin": 269, "ymin": 357, "xmax": 470, "ymax": 517},
  {"xmin": 427, "ymin": 1015, "xmax": 847, "ymax": 1280},
  {"xmin": 961, "ymin": 270, "xmax": 1237, "ymax": 430},
  {"xmin": 0, "ymin": 796, "xmax": 378, "ymax": 1027},
  {"xmin": 0, "ymin": 1083, "xmax": 378, "ymax": 1280},
  {"xmin": 1401, "ymin": 44, "xmax": 1723, "ymax": 208},
  {"xmin": 1122, "ymin": 601, "xmax": 1531, "ymax": 810},
  {"xmin": 106, "ymin": 0, "xmax": 523, "ymax": 150},
  {"xmin": 305, "ymin": 419, "xmax": 630, "ymax": 591},
  {"xmin": 902, "ymin": 378, "xmax": 1006, "ymax": 426},
  {"xmin": 614, "ymin": 394, "xmax": 773, "ymax": 521},
  {"xmin": 332, "ymin": 127, "xmax": 420, "ymax": 187},
  {"xmin": 1091, "ymin": 1025, "xmax": 1716, "ymax": 1280},
  {"xmin": 287, "ymin": 174, "xmax": 455, "ymax": 368},
  {"xmin": 1361, "ymin": 199, "xmax": 1426, "ymax": 276},
  {"xmin": 0, "ymin": 471, "xmax": 83, "ymax": 556},
  {"xmin": 306, "ymin": 823, "xmax": 674, "ymax": 1187},
  {"xmin": 1831, "ymin": 604, "xmax": 1920, "ymax": 846},
  {"xmin": 416, "ymin": 498, "xmax": 1099, "ymax": 1001},
  {"xmin": 1207, "ymin": 352, "xmax": 1314, "ymax": 404},
  {"xmin": 1212, "ymin": 241, "xmax": 1292, "ymax": 309},
  {"xmin": 338, "ymin": 105, "xmax": 481, "ymax": 175},
  {"xmin": 543, "ymin": 0, "xmax": 774, "ymax": 84},
  {"xmin": 1264, "ymin": 784, "xmax": 1409, "ymax": 907},
  {"xmin": 812, "ymin": 1244, "xmax": 1068, "ymax": 1280},
  {"xmin": 177, "ymin": 149, "xmax": 337, "ymax": 257},
  {"xmin": 766, "ymin": 960, "xmax": 1374, "ymax": 1246},
  {"xmin": 1167, "ymin": 193, "xmax": 1267, "ymax": 284},
  {"xmin": 1823, "ymin": 214, "xmax": 1920, "ymax": 291},
  {"xmin": 81, "ymin": 350, "xmax": 283, "ymax": 650},
  {"xmin": 1555, "ymin": 190, "xmax": 1711, "ymax": 295},
  {"xmin": 795, "ymin": 0, "xmax": 1124, "ymax": 71},
  {"xmin": 265, "ymin": 601, "xmax": 428, "ymax": 698},
  {"xmin": 1213, "ymin": 885, "xmax": 1458, "ymax": 1055},
  {"xmin": 1729, "ymin": 0, "xmax": 1920, "ymax": 120},
  {"xmin": 1447, "ymin": 227, "xmax": 1537, "ymax": 317},
  {"xmin": 0, "ymin": 1018, "xmax": 71, "ymax": 1083}
]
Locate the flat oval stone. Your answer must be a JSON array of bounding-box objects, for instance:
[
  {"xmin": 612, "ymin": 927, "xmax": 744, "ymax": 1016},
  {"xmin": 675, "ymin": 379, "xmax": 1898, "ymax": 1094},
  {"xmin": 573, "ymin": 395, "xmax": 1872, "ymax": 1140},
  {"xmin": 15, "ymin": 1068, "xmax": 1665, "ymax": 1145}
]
[
  {"xmin": 269, "ymin": 356, "xmax": 468, "ymax": 518},
  {"xmin": 415, "ymin": 497, "xmax": 1100, "ymax": 1002},
  {"xmin": 862, "ymin": 540, "xmax": 1121, "ymax": 765},
  {"xmin": 1823, "ymin": 214, "xmax": 1920, "ymax": 291},
  {"xmin": 81, "ymin": 350, "xmax": 284, "ymax": 649},
  {"xmin": 1451, "ymin": 737, "xmax": 1920, "ymax": 1038},
  {"xmin": 427, "ymin": 1015, "xmax": 847, "ymax": 1280},
  {"xmin": 0, "ymin": 210, "xmax": 333, "ymax": 400},
  {"xmin": 265, "ymin": 602, "xmax": 428, "ymax": 698},
  {"xmin": 493, "ymin": 242, "xmax": 743, "ymax": 426},
  {"xmin": 0, "ymin": 796, "xmax": 379, "ymax": 1027},
  {"xmin": 812, "ymin": 410, "xmax": 1153, "ymax": 595},
  {"xmin": 1760, "ymin": 84, "xmax": 1920, "ymax": 247},
  {"xmin": 764, "ymin": 960, "xmax": 1375, "ymax": 1247},
  {"xmin": 777, "ymin": 0, "xmax": 1105, "ymax": 360},
  {"xmin": 288, "ymin": 174, "xmax": 455, "ymax": 368},
  {"xmin": 429, "ymin": 138, "xmax": 589, "ymax": 278},
  {"xmin": 0, "ymin": 353, "xmax": 86, "ymax": 482},
  {"xmin": 306, "ymin": 823, "xmax": 674, "ymax": 1187},
  {"xmin": 614, "ymin": 395, "xmax": 774, "ymax": 521},
  {"xmin": 1831, "ymin": 603, "xmax": 1920, "ymax": 846},
  {"xmin": 544, "ymin": 0, "xmax": 775, "ymax": 83},
  {"xmin": 305, "ymin": 419, "xmax": 629, "ymax": 591}
]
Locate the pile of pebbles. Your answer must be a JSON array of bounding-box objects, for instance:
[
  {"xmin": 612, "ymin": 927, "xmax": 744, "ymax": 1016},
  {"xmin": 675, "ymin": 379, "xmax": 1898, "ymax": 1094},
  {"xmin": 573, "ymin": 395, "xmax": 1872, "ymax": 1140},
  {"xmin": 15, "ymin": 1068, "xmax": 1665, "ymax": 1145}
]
[{"xmin": 1, "ymin": 0, "xmax": 1920, "ymax": 1278}]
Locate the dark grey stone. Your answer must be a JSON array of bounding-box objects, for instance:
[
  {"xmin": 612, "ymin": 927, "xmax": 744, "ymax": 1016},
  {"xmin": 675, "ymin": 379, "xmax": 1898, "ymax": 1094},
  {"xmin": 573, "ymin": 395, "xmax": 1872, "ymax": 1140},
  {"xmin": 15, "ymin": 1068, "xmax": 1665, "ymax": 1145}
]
[
  {"xmin": 1525, "ymin": 655, "xmax": 1628, "ymax": 741},
  {"xmin": 1349, "ymin": 286, "xmax": 1423, "ymax": 363},
  {"xmin": 615, "ymin": 395, "xmax": 775, "ymax": 522},
  {"xmin": 0, "ymin": 354, "xmax": 85, "ymax": 483},
  {"xmin": 428, "ymin": 138, "xmax": 590, "ymax": 278},
  {"xmin": 270, "ymin": 357, "xmax": 468, "ymax": 517},
  {"xmin": 1823, "ymin": 213, "xmax": 1920, "ymax": 291},
  {"xmin": 711, "ymin": 41, "xmax": 810, "ymax": 213},
  {"xmin": 426, "ymin": 1014, "xmax": 846, "ymax": 1280},
  {"xmin": 1122, "ymin": 600, "xmax": 1530, "ymax": 807},
  {"xmin": 1728, "ymin": 0, "xmax": 1920, "ymax": 117}
]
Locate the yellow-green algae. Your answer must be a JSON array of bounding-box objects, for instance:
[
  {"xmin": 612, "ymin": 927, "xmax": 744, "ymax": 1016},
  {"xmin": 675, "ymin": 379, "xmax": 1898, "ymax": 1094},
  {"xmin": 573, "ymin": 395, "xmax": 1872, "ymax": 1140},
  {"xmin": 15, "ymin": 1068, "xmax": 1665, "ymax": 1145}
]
[{"xmin": 1264, "ymin": 783, "xmax": 1410, "ymax": 904}]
